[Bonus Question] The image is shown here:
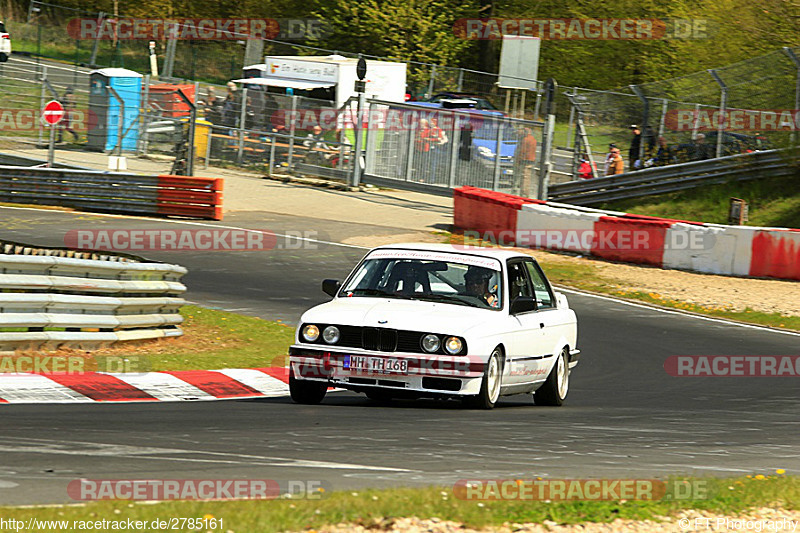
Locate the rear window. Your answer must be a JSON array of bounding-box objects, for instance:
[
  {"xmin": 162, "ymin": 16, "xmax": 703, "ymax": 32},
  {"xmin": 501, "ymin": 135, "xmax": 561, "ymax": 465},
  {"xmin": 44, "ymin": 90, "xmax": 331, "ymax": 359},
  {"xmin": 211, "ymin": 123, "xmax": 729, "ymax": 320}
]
[{"xmin": 0, "ymin": 22, "xmax": 6, "ymax": 33}]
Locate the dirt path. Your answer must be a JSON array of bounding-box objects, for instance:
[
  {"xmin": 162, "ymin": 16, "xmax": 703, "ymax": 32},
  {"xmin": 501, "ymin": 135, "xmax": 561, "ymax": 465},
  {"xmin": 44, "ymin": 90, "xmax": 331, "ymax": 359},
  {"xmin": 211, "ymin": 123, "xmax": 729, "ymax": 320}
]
[{"xmin": 342, "ymin": 233, "xmax": 799, "ymax": 317}]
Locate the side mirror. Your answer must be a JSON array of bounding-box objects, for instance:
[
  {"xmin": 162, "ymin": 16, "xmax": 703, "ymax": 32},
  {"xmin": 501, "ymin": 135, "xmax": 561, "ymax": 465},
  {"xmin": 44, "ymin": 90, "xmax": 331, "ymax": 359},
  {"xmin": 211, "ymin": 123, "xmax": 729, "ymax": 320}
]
[
  {"xmin": 555, "ymin": 292, "xmax": 569, "ymax": 309},
  {"xmin": 322, "ymin": 279, "xmax": 340, "ymax": 297},
  {"xmin": 510, "ymin": 296, "xmax": 537, "ymax": 315}
]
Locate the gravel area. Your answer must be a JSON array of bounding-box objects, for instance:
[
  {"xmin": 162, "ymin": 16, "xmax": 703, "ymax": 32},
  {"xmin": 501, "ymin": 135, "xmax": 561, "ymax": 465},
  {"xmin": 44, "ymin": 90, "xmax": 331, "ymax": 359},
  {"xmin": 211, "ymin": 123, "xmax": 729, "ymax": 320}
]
[{"xmin": 297, "ymin": 507, "xmax": 800, "ymax": 532}]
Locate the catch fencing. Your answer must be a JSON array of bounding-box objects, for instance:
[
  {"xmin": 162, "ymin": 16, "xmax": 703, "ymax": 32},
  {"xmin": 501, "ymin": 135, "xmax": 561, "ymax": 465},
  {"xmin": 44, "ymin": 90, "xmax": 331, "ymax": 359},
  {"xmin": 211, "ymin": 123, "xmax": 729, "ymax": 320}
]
[
  {"xmin": 362, "ymin": 98, "xmax": 551, "ymax": 197},
  {"xmin": 0, "ymin": 239, "xmax": 186, "ymax": 352}
]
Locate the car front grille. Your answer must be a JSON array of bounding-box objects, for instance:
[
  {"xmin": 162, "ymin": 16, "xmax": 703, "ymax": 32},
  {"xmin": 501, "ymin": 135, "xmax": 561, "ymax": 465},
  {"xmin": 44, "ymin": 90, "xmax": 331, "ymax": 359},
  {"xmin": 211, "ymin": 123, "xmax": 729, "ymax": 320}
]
[
  {"xmin": 300, "ymin": 324, "xmax": 464, "ymax": 355},
  {"xmin": 362, "ymin": 327, "xmax": 398, "ymax": 352}
]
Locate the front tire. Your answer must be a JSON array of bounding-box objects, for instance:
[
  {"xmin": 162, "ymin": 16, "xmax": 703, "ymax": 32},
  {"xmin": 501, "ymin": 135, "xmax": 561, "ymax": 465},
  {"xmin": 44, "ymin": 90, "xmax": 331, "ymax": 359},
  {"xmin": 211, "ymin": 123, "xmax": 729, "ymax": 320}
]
[
  {"xmin": 534, "ymin": 348, "xmax": 569, "ymax": 406},
  {"xmin": 289, "ymin": 370, "xmax": 327, "ymax": 405},
  {"xmin": 463, "ymin": 347, "xmax": 502, "ymax": 410}
]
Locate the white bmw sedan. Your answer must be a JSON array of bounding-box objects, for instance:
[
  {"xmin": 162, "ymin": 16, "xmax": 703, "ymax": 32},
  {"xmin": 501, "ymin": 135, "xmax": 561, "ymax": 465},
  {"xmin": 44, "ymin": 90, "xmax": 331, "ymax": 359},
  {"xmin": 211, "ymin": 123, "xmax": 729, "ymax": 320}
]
[{"xmin": 288, "ymin": 244, "xmax": 580, "ymax": 409}]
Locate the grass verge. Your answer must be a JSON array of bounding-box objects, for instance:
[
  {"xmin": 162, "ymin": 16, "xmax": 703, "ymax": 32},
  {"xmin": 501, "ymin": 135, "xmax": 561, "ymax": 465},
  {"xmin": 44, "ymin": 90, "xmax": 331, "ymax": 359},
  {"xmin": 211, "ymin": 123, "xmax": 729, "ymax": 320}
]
[
  {"xmin": 598, "ymin": 174, "xmax": 800, "ymax": 228},
  {"xmin": 537, "ymin": 259, "xmax": 800, "ymax": 332},
  {"xmin": 0, "ymin": 474, "xmax": 796, "ymax": 532},
  {"xmin": 90, "ymin": 304, "xmax": 295, "ymax": 371},
  {"xmin": 0, "ymin": 305, "xmax": 295, "ymax": 372}
]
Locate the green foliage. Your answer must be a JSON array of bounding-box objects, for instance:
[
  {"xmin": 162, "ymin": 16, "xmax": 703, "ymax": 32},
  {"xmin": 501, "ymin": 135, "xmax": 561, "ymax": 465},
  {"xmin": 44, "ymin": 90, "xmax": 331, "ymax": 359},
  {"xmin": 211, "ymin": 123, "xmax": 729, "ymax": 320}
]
[
  {"xmin": 599, "ymin": 174, "xmax": 800, "ymax": 228},
  {"xmin": 309, "ymin": 0, "xmax": 479, "ymax": 86},
  {"xmin": 3, "ymin": 0, "xmax": 799, "ymax": 88}
]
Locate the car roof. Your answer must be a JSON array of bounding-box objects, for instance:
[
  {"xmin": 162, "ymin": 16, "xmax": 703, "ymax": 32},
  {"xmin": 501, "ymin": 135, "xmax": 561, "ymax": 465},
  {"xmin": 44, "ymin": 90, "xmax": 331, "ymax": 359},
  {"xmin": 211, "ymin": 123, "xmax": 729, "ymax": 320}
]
[
  {"xmin": 369, "ymin": 243, "xmax": 531, "ymax": 263},
  {"xmin": 400, "ymin": 101, "xmax": 505, "ymax": 117}
]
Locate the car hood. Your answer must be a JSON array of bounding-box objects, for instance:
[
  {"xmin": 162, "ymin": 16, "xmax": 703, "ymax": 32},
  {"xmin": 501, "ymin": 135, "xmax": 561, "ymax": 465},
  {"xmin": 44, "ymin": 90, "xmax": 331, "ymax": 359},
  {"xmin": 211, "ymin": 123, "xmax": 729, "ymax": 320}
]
[
  {"xmin": 300, "ymin": 297, "xmax": 497, "ymax": 336},
  {"xmin": 473, "ymin": 138, "xmax": 517, "ymax": 157}
]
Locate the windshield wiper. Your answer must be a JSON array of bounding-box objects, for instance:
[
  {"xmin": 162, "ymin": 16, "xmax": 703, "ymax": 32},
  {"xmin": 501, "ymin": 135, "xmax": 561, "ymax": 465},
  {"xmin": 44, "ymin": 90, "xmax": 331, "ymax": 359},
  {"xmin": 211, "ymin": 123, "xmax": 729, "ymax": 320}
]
[
  {"xmin": 413, "ymin": 293, "xmax": 474, "ymax": 307},
  {"xmin": 348, "ymin": 288, "xmax": 413, "ymax": 299}
]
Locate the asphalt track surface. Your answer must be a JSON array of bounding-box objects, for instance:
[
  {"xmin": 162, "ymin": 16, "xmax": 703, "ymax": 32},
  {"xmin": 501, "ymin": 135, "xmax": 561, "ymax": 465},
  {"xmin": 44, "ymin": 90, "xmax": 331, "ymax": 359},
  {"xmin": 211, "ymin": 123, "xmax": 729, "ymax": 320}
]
[{"xmin": 0, "ymin": 206, "xmax": 799, "ymax": 505}]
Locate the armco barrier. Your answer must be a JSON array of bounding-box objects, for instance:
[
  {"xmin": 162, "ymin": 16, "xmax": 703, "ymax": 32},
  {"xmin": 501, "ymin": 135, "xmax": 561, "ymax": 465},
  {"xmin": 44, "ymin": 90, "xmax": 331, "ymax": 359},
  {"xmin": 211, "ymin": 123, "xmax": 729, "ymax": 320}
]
[
  {"xmin": 0, "ymin": 243, "xmax": 187, "ymax": 352},
  {"xmin": 0, "ymin": 166, "xmax": 223, "ymax": 220},
  {"xmin": 454, "ymin": 186, "xmax": 800, "ymax": 282}
]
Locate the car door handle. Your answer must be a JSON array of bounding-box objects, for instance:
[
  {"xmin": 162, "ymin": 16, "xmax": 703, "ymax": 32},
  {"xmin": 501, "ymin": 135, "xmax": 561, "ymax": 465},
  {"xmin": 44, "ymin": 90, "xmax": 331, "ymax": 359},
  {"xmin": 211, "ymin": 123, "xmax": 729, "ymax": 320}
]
[{"xmin": 539, "ymin": 323, "xmax": 545, "ymax": 329}]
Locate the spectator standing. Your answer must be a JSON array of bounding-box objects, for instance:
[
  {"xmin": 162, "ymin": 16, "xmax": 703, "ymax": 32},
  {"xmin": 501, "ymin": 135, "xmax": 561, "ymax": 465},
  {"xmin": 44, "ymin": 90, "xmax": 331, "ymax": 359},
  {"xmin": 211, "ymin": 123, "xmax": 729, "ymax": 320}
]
[
  {"xmin": 515, "ymin": 127, "xmax": 537, "ymax": 197},
  {"xmin": 414, "ymin": 118, "xmax": 436, "ymax": 181},
  {"xmin": 604, "ymin": 143, "xmax": 617, "ymax": 175},
  {"xmin": 654, "ymin": 136, "xmax": 674, "ymax": 166},
  {"xmin": 606, "ymin": 147, "xmax": 624, "ymax": 175},
  {"xmin": 578, "ymin": 158, "xmax": 597, "ymax": 179},
  {"xmin": 628, "ymin": 124, "xmax": 642, "ymax": 169},
  {"xmin": 221, "ymin": 81, "xmax": 241, "ymax": 130},
  {"xmin": 691, "ymin": 133, "xmax": 712, "ymax": 160},
  {"xmin": 57, "ymin": 86, "xmax": 79, "ymax": 143},
  {"xmin": 428, "ymin": 117, "xmax": 449, "ymax": 180},
  {"xmin": 303, "ymin": 125, "xmax": 333, "ymax": 165},
  {"xmin": 199, "ymin": 87, "xmax": 221, "ymax": 123}
]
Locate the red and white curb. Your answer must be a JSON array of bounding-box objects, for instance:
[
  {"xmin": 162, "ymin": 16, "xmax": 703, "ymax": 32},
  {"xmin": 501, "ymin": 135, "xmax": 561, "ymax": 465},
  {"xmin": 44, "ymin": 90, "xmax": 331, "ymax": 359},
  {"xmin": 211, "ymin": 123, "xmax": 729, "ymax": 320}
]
[{"xmin": 0, "ymin": 367, "xmax": 290, "ymax": 404}]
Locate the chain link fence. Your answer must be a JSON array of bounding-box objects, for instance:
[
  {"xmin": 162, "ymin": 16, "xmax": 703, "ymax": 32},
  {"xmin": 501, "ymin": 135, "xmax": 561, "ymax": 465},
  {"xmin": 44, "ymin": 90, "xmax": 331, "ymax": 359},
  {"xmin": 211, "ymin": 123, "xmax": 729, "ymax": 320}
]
[{"xmin": 363, "ymin": 99, "xmax": 549, "ymax": 197}]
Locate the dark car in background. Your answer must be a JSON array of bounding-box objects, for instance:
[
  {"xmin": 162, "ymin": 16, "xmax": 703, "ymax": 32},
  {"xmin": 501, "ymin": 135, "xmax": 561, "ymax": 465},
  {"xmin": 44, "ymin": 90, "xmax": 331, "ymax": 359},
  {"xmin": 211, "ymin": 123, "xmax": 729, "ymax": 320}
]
[{"xmin": 427, "ymin": 92, "xmax": 500, "ymax": 111}]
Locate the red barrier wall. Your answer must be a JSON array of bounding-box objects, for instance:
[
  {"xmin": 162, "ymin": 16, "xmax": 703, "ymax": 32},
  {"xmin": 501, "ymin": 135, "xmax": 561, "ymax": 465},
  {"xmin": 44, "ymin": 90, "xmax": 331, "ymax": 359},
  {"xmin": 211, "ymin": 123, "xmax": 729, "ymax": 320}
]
[
  {"xmin": 156, "ymin": 176, "xmax": 223, "ymax": 221},
  {"xmin": 591, "ymin": 216, "xmax": 672, "ymax": 266},
  {"xmin": 749, "ymin": 230, "xmax": 800, "ymax": 281},
  {"xmin": 454, "ymin": 186, "xmax": 541, "ymax": 242}
]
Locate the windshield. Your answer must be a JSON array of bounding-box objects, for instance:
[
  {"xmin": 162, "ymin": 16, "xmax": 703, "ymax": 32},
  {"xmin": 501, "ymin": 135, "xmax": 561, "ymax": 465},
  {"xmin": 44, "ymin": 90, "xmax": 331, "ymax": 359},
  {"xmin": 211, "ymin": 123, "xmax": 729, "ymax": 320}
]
[{"xmin": 340, "ymin": 252, "xmax": 503, "ymax": 310}]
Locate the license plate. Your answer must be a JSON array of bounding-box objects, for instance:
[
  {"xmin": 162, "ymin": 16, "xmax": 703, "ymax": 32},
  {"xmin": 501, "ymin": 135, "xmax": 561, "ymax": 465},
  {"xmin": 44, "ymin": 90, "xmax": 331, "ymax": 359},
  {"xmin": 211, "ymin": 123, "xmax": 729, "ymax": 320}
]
[{"xmin": 343, "ymin": 355, "xmax": 408, "ymax": 374}]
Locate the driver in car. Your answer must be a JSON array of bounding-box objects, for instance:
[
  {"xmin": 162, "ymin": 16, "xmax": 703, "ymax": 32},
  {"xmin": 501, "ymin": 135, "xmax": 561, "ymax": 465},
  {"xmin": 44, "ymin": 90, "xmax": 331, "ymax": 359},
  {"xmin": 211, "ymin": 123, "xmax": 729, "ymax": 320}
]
[{"xmin": 464, "ymin": 267, "xmax": 498, "ymax": 308}]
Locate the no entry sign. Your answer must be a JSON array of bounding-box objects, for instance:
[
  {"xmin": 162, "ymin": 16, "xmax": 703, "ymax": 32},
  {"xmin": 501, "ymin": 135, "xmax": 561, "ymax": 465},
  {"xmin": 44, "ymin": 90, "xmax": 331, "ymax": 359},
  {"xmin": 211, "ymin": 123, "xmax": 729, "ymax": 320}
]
[{"xmin": 42, "ymin": 100, "xmax": 65, "ymax": 126}]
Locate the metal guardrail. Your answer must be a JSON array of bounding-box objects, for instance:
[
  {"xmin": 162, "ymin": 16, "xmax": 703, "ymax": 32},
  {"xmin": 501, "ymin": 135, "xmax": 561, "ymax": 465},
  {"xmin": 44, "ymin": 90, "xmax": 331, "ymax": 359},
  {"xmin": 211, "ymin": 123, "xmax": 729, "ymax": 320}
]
[
  {"xmin": 0, "ymin": 166, "xmax": 223, "ymax": 220},
  {"xmin": 548, "ymin": 149, "xmax": 799, "ymax": 206},
  {"xmin": 0, "ymin": 246, "xmax": 187, "ymax": 352}
]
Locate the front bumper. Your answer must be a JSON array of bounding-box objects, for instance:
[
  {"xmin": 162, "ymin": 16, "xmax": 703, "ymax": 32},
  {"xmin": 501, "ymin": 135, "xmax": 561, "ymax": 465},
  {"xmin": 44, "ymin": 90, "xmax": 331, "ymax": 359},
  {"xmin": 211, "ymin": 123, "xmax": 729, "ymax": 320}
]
[
  {"xmin": 289, "ymin": 345, "xmax": 486, "ymax": 396},
  {"xmin": 568, "ymin": 349, "xmax": 581, "ymax": 369}
]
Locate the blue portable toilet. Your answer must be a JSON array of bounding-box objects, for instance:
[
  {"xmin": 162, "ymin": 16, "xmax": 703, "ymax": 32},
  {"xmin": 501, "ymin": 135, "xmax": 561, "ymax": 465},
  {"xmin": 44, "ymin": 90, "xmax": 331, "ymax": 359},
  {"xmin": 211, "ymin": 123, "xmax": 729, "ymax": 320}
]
[{"xmin": 87, "ymin": 68, "xmax": 143, "ymax": 152}]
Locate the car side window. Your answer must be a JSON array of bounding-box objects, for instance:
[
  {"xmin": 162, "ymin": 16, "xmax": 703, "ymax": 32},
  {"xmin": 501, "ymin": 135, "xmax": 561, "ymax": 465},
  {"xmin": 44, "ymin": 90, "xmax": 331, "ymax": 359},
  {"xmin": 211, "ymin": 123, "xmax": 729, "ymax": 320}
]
[
  {"xmin": 507, "ymin": 261, "xmax": 533, "ymax": 301},
  {"xmin": 524, "ymin": 261, "xmax": 555, "ymax": 309}
]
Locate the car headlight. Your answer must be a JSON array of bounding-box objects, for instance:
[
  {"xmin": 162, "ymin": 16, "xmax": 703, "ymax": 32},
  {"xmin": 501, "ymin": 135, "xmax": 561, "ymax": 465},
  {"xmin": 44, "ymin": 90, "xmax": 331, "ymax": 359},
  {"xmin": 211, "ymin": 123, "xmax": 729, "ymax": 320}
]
[
  {"xmin": 322, "ymin": 325, "xmax": 340, "ymax": 344},
  {"xmin": 421, "ymin": 334, "xmax": 440, "ymax": 353},
  {"xmin": 302, "ymin": 324, "xmax": 320, "ymax": 342},
  {"xmin": 444, "ymin": 336, "xmax": 463, "ymax": 355}
]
